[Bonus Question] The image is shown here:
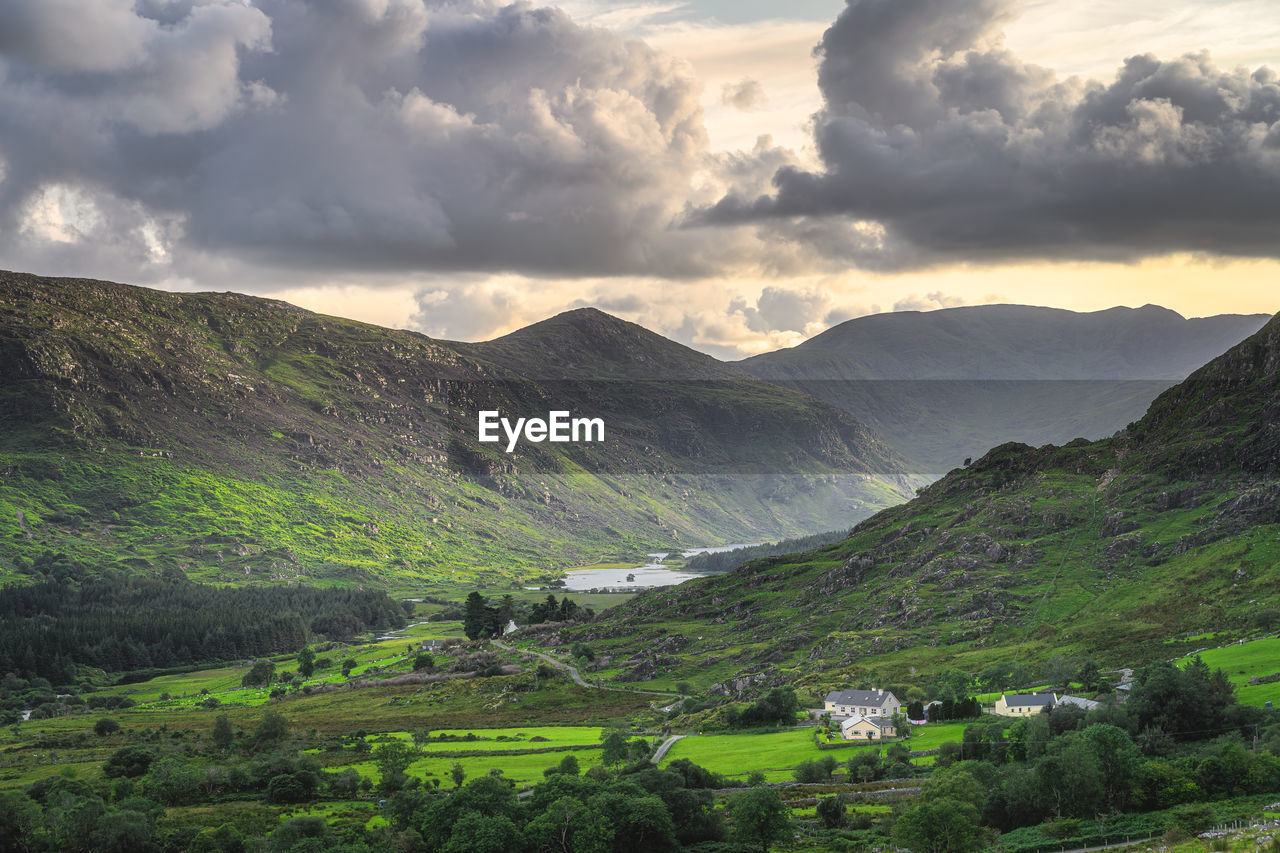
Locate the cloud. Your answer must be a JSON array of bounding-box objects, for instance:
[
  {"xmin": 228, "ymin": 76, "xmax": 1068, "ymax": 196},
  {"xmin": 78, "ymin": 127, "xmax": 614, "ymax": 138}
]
[
  {"xmin": 892, "ymin": 291, "xmax": 967, "ymax": 312},
  {"xmin": 721, "ymin": 78, "xmax": 766, "ymax": 111},
  {"xmin": 0, "ymin": 0, "xmax": 771, "ymax": 284},
  {"xmin": 703, "ymin": 0, "xmax": 1280, "ymax": 267}
]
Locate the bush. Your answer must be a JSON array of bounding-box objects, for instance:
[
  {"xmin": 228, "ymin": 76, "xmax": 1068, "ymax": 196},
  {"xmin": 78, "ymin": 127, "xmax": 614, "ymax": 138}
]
[
  {"xmin": 94, "ymin": 717, "xmax": 120, "ymax": 736},
  {"xmin": 816, "ymin": 794, "xmax": 845, "ymax": 828},
  {"xmin": 266, "ymin": 773, "xmax": 310, "ymax": 804},
  {"xmin": 794, "ymin": 756, "xmax": 839, "ymax": 783},
  {"xmin": 104, "ymin": 746, "xmax": 154, "ymax": 778},
  {"xmin": 1169, "ymin": 802, "xmax": 1215, "ymax": 836}
]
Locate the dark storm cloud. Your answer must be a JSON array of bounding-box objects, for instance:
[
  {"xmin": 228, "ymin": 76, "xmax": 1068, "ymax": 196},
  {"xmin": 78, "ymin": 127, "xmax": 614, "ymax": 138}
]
[
  {"xmin": 703, "ymin": 0, "xmax": 1280, "ymax": 265},
  {"xmin": 0, "ymin": 0, "xmax": 729, "ymax": 281}
]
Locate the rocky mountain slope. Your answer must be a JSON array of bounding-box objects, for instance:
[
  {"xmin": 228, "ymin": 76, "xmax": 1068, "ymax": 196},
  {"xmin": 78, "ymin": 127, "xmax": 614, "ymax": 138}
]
[
  {"xmin": 740, "ymin": 304, "xmax": 1269, "ymax": 474},
  {"xmin": 0, "ymin": 272, "xmax": 913, "ymax": 588},
  {"xmin": 568, "ymin": 311, "xmax": 1280, "ymax": 692}
]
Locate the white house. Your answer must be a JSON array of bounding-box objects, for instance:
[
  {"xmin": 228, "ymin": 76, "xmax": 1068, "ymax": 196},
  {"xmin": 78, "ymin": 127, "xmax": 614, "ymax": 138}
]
[
  {"xmin": 824, "ymin": 688, "xmax": 902, "ymax": 720},
  {"xmin": 840, "ymin": 714, "xmax": 897, "ymax": 740},
  {"xmin": 993, "ymin": 692, "xmax": 1057, "ymax": 717}
]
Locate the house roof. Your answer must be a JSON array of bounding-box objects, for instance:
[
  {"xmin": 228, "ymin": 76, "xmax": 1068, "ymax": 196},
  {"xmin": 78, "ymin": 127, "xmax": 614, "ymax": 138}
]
[
  {"xmin": 1057, "ymin": 695, "xmax": 1099, "ymax": 710},
  {"xmin": 1001, "ymin": 692, "xmax": 1056, "ymax": 707},
  {"xmin": 825, "ymin": 688, "xmax": 897, "ymax": 707},
  {"xmin": 840, "ymin": 714, "xmax": 892, "ymax": 729}
]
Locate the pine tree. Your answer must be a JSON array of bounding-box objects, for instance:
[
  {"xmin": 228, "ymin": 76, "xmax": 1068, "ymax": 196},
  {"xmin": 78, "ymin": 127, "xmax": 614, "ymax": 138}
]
[{"xmin": 463, "ymin": 592, "xmax": 489, "ymax": 640}]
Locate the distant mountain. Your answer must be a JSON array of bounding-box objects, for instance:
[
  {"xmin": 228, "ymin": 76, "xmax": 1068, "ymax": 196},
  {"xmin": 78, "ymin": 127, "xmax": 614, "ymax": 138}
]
[
  {"xmin": 460, "ymin": 308, "xmax": 743, "ymax": 380},
  {"xmin": 568, "ymin": 310, "xmax": 1280, "ymax": 691},
  {"xmin": 0, "ymin": 272, "xmax": 914, "ymax": 587},
  {"xmin": 741, "ymin": 304, "xmax": 1269, "ymax": 474}
]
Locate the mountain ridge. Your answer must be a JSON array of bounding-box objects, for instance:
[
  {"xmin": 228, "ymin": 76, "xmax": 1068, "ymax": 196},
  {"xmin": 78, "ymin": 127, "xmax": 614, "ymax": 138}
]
[
  {"xmin": 737, "ymin": 303, "xmax": 1270, "ymax": 474},
  {"xmin": 0, "ymin": 271, "xmax": 913, "ymax": 588},
  {"xmin": 741, "ymin": 303, "xmax": 1269, "ymax": 380}
]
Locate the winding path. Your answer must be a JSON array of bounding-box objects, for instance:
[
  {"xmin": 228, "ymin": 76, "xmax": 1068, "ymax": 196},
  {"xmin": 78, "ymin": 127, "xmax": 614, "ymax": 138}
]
[
  {"xmin": 491, "ymin": 639, "xmax": 683, "ymax": 700},
  {"xmin": 492, "ymin": 639, "xmax": 588, "ymax": 686},
  {"xmin": 651, "ymin": 734, "xmax": 686, "ymax": 763}
]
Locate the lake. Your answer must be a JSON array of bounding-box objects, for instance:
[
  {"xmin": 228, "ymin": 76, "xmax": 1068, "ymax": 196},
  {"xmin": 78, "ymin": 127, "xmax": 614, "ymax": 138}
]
[{"xmin": 560, "ymin": 544, "xmax": 758, "ymax": 591}]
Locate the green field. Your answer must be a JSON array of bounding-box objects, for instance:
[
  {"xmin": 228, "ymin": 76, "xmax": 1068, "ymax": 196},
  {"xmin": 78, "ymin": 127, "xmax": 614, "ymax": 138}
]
[
  {"xmin": 360, "ymin": 726, "xmax": 604, "ymax": 751},
  {"xmin": 97, "ymin": 617, "xmax": 469, "ymax": 707},
  {"xmin": 658, "ymin": 723, "xmax": 970, "ymax": 781},
  {"xmin": 1177, "ymin": 636, "xmax": 1280, "ymax": 707},
  {"xmin": 337, "ymin": 747, "xmax": 607, "ymax": 787}
]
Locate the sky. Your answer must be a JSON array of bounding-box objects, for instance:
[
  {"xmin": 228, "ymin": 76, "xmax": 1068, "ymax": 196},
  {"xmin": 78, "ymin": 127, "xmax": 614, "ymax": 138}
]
[{"xmin": 1, "ymin": 0, "xmax": 1278, "ymax": 359}]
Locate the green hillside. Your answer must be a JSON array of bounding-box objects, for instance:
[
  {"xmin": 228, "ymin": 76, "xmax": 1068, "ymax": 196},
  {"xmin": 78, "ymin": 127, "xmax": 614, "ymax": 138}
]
[
  {"xmin": 0, "ymin": 272, "xmax": 915, "ymax": 589},
  {"xmin": 566, "ymin": 310, "xmax": 1280, "ymax": 692}
]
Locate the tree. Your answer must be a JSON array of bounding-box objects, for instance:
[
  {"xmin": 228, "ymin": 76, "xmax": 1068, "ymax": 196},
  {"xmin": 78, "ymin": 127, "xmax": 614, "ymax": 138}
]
[
  {"xmin": 601, "ymin": 730, "xmax": 629, "ymax": 767},
  {"xmin": 443, "ymin": 812, "xmax": 522, "ymax": 853},
  {"xmin": 94, "ymin": 718, "xmax": 120, "ymax": 737},
  {"xmin": 0, "ymin": 790, "xmax": 43, "ymax": 851},
  {"xmin": 269, "ymin": 817, "xmax": 329, "ymax": 851},
  {"xmin": 211, "ymin": 714, "xmax": 234, "ymax": 753},
  {"xmin": 736, "ymin": 687, "xmax": 800, "ymax": 728},
  {"xmin": 894, "ymin": 797, "xmax": 984, "ymax": 853},
  {"xmin": 524, "ymin": 796, "xmax": 613, "ymax": 853},
  {"xmin": 496, "ymin": 595, "xmax": 515, "ymax": 627},
  {"xmin": 253, "ymin": 710, "xmax": 289, "ymax": 748},
  {"xmin": 1077, "ymin": 658, "xmax": 1102, "ymax": 692},
  {"xmin": 104, "ymin": 746, "xmax": 154, "ymax": 779},
  {"xmin": 90, "ymin": 809, "xmax": 157, "ymax": 853},
  {"xmin": 922, "ymin": 768, "xmax": 985, "ymax": 811},
  {"xmin": 557, "ymin": 754, "xmax": 580, "ymax": 776},
  {"xmin": 240, "ymin": 659, "xmax": 275, "ymax": 688},
  {"xmin": 1082, "ymin": 723, "xmax": 1140, "ymax": 811},
  {"xmin": 374, "ymin": 741, "xmax": 419, "ymax": 793},
  {"xmin": 463, "ymin": 592, "xmax": 491, "ymax": 640},
  {"xmin": 847, "ymin": 748, "xmax": 881, "ymax": 783},
  {"xmin": 296, "ymin": 647, "xmax": 316, "ymax": 679},
  {"xmin": 341, "ymin": 658, "xmax": 358, "ymax": 678},
  {"xmin": 816, "ymin": 794, "xmax": 846, "ymax": 828},
  {"xmin": 449, "ymin": 761, "xmax": 466, "ymax": 788},
  {"xmin": 794, "ymin": 756, "xmax": 838, "ymax": 783},
  {"xmin": 730, "ymin": 785, "xmax": 790, "ymax": 853},
  {"xmin": 412, "ymin": 653, "xmax": 434, "ymax": 671},
  {"xmin": 266, "ymin": 774, "xmax": 310, "ymax": 804},
  {"xmin": 1036, "ymin": 734, "xmax": 1104, "ymax": 818}
]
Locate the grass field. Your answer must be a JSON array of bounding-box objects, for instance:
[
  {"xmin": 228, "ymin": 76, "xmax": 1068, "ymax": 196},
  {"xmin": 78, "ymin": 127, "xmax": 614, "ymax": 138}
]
[
  {"xmin": 97, "ymin": 618, "xmax": 469, "ymax": 706},
  {"xmin": 1176, "ymin": 636, "xmax": 1280, "ymax": 707},
  {"xmin": 337, "ymin": 747, "xmax": 607, "ymax": 787},
  {"xmin": 361, "ymin": 726, "xmax": 605, "ymax": 751},
  {"xmin": 658, "ymin": 723, "xmax": 970, "ymax": 782}
]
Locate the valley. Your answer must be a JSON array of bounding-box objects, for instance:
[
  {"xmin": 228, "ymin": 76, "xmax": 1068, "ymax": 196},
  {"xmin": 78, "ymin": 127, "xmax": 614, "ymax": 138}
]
[{"xmin": 1, "ymin": 273, "xmax": 1278, "ymax": 853}]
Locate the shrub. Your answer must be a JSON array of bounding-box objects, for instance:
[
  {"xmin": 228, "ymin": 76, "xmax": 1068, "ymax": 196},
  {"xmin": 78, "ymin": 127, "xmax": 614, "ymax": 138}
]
[{"xmin": 104, "ymin": 746, "xmax": 153, "ymax": 778}]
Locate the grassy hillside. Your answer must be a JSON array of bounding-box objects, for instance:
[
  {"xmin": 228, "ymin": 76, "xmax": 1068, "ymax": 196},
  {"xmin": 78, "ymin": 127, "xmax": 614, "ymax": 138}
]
[
  {"xmin": 566, "ymin": 311, "xmax": 1280, "ymax": 692},
  {"xmin": 0, "ymin": 272, "xmax": 915, "ymax": 589}
]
